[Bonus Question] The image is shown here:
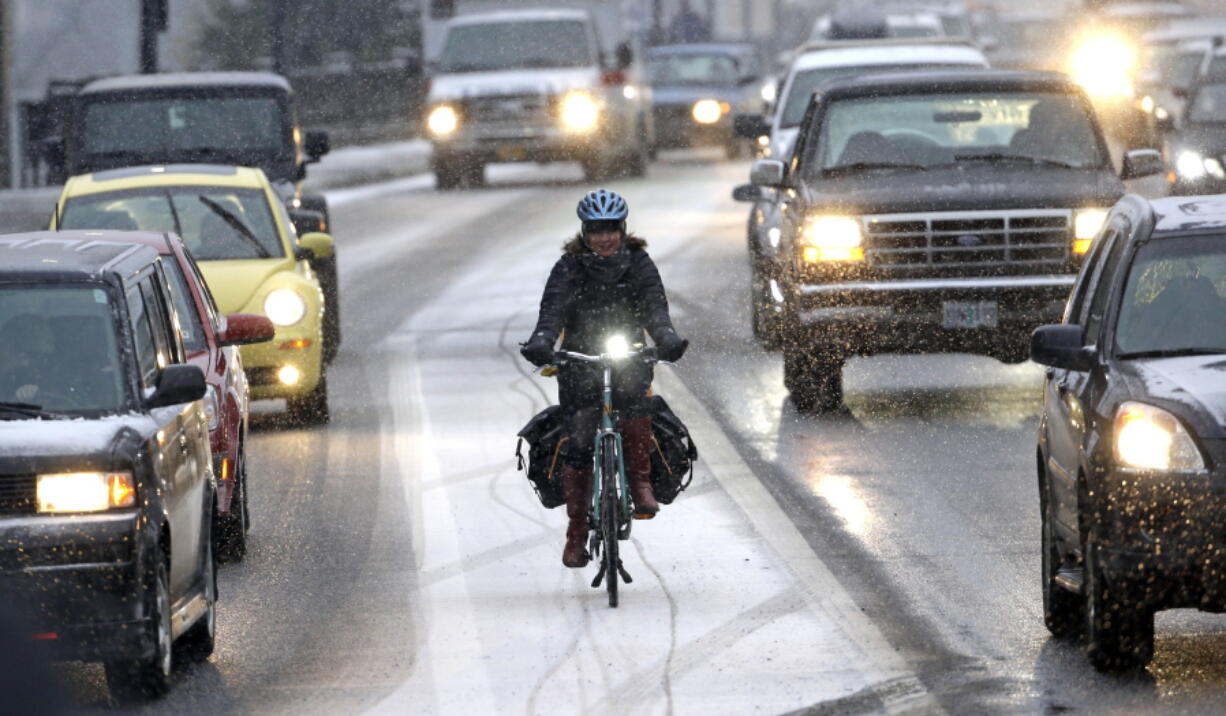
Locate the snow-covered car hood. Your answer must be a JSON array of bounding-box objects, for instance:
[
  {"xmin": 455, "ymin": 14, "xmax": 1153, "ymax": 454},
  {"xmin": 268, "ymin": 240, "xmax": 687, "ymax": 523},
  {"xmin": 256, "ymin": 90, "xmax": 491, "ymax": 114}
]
[
  {"xmin": 0, "ymin": 415, "xmax": 152, "ymax": 468},
  {"xmin": 428, "ymin": 68, "xmax": 600, "ymax": 103}
]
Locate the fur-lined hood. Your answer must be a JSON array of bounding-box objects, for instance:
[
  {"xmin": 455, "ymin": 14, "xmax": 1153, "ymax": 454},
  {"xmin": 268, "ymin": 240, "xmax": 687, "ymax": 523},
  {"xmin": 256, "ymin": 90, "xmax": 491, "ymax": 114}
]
[{"xmin": 563, "ymin": 233, "xmax": 647, "ymax": 254}]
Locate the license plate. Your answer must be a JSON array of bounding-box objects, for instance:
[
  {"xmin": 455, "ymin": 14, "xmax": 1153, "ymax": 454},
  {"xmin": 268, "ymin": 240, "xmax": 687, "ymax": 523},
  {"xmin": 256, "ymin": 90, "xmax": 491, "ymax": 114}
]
[
  {"xmin": 942, "ymin": 300, "xmax": 998, "ymax": 329},
  {"xmin": 495, "ymin": 146, "xmax": 528, "ymax": 161}
]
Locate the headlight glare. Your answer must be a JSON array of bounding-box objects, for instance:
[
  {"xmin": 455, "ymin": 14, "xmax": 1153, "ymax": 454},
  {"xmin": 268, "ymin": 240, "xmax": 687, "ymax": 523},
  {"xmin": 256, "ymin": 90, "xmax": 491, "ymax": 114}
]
[
  {"xmin": 1177, "ymin": 151, "xmax": 1208, "ymax": 180},
  {"xmin": 1115, "ymin": 401, "xmax": 1205, "ymax": 472},
  {"xmin": 427, "ymin": 105, "xmax": 459, "ymax": 136},
  {"xmin": 1069, "ymin": 34, "xmax": 1136, "ymax": 100},
  {"xmin": 801, "ymin": 216, "xmax": 865, "ymax": 262},
  {"xmin": 37, "ymin": 472, "xmax": 135, "ymax": 513},
  {"xmin": 560, "ymin": 92, "xmax": 600, "ymax": 132},
  {"xmin": 264, "ymin": 289, "xmax": 306, "ymax": 326},
  {"xmin": 692, "ymin": 99, "xmax": 723, "ymax": 124}
]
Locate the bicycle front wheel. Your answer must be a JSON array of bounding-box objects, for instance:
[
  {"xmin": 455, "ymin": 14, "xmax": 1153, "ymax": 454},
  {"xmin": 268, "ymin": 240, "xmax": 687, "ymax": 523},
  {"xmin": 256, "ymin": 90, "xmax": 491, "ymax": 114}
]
[{"xmin": 601, "ymin": 434, "xmax": 620, "ymax": 608}]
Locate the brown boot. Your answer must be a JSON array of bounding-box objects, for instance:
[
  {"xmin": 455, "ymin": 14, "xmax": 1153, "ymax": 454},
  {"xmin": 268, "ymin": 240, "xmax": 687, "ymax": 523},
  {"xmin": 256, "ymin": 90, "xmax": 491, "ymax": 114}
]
[
  {"xmin": 621, "ymin": 416, "xmax": 659, "ymax": 519},
  {"xmin": 562, "ymin": 466, "xmax": 592, "ymax": 568}
]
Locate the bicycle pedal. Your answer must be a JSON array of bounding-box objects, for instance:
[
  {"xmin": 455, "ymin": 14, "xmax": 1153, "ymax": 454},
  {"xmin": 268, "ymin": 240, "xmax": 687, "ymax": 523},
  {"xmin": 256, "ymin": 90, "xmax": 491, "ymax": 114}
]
[{"xmin": 632, "ymin": 512, "xmax": 656, "ymax": 520}]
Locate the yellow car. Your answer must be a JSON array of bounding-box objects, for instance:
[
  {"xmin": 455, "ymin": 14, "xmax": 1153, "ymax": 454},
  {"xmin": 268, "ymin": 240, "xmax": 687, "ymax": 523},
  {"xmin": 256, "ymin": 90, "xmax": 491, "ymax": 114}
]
[{"xmin": 53, "ymin": 164, "xmax": 335, "ymax": 424}]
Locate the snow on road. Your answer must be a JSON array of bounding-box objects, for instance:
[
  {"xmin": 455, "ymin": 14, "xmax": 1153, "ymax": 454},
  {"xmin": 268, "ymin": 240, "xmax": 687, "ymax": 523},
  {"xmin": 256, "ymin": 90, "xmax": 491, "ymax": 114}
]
[{"xmin": 339, "ymin": 168, "xmax": 939, "ymax": 714}]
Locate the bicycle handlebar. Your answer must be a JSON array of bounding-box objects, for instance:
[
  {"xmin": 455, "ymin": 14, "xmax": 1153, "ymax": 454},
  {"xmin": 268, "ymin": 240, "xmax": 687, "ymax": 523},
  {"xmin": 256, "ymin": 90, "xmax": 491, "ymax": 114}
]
[{"xmin": 552, "ymin": 346, "xmax": 659, "ymax": 367}]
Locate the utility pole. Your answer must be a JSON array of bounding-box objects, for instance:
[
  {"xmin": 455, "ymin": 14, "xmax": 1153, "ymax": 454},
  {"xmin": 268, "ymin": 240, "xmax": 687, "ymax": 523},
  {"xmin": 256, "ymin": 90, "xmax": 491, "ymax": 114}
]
[
  {"xmin": 1, "ymin": 0, "xmax": 10, "ymax": 188},
  {"xmin": 140, "ymin": 0, "xmax": 168, "ymax": 73}
]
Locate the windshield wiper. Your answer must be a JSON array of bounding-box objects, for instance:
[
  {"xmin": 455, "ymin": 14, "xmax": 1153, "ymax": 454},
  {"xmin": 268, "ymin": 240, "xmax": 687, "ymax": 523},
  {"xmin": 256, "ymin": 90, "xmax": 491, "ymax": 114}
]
[
  {"xmin": 197, "ymin": 196, "xmax": 271, "ymax": 259},
  {"xmin": 822, "ymin": 161, "xmax": 929, "ymax": 176},
  {"xmin": 1117, "ymin": 347, "xmax": 1226, "ymax": 359},
  {"xmin": 0, "ymin": 401, "xmax": 66, "ymax": 420},
  {"xmin": 949, "ymin": 153, "xmax": 1081, "ymax": 169}
]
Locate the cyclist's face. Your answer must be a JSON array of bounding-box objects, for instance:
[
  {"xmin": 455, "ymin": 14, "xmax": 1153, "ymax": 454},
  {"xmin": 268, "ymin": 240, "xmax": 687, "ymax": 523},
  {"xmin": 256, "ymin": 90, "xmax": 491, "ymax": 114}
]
[{"xmin": 586, "ymin": 230, "xmax": 622, "ymax": 257}]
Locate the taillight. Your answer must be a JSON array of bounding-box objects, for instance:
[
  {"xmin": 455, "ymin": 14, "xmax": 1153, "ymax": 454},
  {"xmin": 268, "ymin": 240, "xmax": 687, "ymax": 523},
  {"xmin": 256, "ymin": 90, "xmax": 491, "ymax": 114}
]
[{"xmin": 601, "ymin": 70, "xmax": 626, "ymax": 86}]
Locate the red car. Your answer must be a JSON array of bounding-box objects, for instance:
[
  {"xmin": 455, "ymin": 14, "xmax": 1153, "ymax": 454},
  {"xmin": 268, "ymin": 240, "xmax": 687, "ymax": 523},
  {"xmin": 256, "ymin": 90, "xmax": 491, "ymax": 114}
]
[{"xmin": 84, "ymin": 231, "xmax": 273, "ymax": 561}]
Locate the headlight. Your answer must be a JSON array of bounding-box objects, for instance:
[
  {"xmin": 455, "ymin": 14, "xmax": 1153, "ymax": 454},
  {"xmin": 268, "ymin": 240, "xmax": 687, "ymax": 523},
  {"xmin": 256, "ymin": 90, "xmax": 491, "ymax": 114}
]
[
  {"xmin": 204, "ymin": 384, "xmax": 220, "ymax": 431},
  {"xmin": 1072, "ymin": 208, "xmax": 1108, "ymax": 255},
  {"xmin": 760, "ymin": 80, "xmax": 777, "ymax": 105},
  {"xmin": 605, "ymin": 334, "xmax": 630, "ymax": 359},
  {"xmin": 1069, "ymin": 34, "xmax": 1136, "ymax": 100},
  {"xmin": 692, "ymin": 99, "xmax": 724, "ymax": 125},
  {"xmin": 1138, "ymin": 95, "xmax": 1155, "ymax": 114},
  {"xmin": 264, "ymin": 289, "xmax": 307, "ymax": 326},
  {"xmin": 1115, "ymin": 401, "xmax": 1205, "ymax": 472},
  {"xmin": 800, "ymin": 216, "xmax": 864, "ymax": 263},
  {"xmin": 1177, "ymin": 151, "xmax": 1207, "ymax": 179},
  {"xmin": 427, "ymin": 105, "xmax": 459, "ymax": 136},
  {"xmin": 37, "ymin": 472, "xmax": 136, "ymax": 513},
  {"xmin": 560, "ymin": 91, "xmax": 600, "ymax": 132}
]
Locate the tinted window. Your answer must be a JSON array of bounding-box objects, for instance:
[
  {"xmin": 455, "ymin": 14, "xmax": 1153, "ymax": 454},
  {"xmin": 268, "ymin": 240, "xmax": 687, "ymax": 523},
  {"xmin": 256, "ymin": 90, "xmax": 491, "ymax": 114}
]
[
  {"xmin": 1116, "ymin": 236, "xmax": 1226, "ymax": 356},
  {"xmin": 0, "ymin": 284, "xmax": 126, "ymax": 412},
  {"xmin": 83, "ymin": 96, "xmax": 285, "ymax": 154},
  {"xmin": 650, "ymin": 53, "xmax": 740, "ymax": 85},
  {"xmin": 803, "ymin": 91, "xmax": 1105, "ymax": 177},
  {"xmin": 1066, "ymin": 228, "xmax": 1117, "ymax": 324},
  {"xmin": 439, "ymin": 21, "xmax": 591, "ymax": 72},
  {"xmin": 61, "ymin": 186, "xmax": 283, "ymax": 261},
  {"xmin": 127, "ymin": 285, "xmax": 160, "ymax": 390},
  {"xmin": 780, "ymin": 63, "xmax": 983, "ymax": 127},
  {"xmin": 163, "ymin": 257, "xmax": 207, "ymax": 353},
  {"xmin": 1083, "ymin": 228, "xmax": 1129, "ymax": 344}
]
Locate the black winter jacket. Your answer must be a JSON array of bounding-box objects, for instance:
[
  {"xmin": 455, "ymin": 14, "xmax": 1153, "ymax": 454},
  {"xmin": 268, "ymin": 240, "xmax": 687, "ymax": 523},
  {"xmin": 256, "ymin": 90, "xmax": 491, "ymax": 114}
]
[{"xmin": 528, "ymin": 236, "xmax": 678, "ymax": 355}]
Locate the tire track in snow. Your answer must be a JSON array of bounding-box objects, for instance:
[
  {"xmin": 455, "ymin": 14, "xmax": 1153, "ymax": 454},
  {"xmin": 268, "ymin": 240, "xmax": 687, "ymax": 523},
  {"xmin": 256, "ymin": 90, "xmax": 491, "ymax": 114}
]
[{"xmin": 632, "ymin": 537, "xmax": 679, "ymax": 716}]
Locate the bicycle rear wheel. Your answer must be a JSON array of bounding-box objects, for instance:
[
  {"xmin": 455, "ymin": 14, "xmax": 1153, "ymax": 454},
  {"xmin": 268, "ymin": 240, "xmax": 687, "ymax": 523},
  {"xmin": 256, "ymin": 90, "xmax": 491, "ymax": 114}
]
[{"xmin": 601, "ymin": 435, "xmax": 620, "ymax": 608}]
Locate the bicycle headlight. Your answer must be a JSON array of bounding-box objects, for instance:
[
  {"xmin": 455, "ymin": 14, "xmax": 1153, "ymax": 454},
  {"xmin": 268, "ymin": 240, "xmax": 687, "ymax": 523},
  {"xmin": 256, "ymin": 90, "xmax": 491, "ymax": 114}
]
[
  {"xmin": 560, "ymin": 91, "xmax": 600, "ymax": 132},
  {"xmin": 1072, "ymin": 208, "xmax": 1108, "ymax": 255},
  {"xmin": 37, "ymin": 472, "xmax": 136, "ymax": 513},
  {"xmin": 264, "ymin": 289, "xmax": 306, "ymax": 326},
  {"xmin": 427, "ymin": 105, "xmax": 459, "ymax": 136},
  {"xmin": 1115, "ymin": 401, "xmax": 1205, "ymax": 472},
  {"xmin": 605, "ymin": 334, "xmax": 631, "ymax": 360},
  {"xmin": 800, "ymin": 216, "xmax": 864, "ymax": 263}
]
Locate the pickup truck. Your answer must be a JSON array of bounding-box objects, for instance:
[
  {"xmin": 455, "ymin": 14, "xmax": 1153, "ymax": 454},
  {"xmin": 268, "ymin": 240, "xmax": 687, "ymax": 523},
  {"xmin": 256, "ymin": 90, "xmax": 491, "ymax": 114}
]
[{"xmin": 741, "ymin": 70, "xmax": 1163, "ymax": 412}]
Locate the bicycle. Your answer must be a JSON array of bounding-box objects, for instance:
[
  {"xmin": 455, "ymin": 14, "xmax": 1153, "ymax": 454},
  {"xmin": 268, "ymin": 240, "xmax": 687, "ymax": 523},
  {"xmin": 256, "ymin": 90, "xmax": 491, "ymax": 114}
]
[{"xmin": 552, "ymin": 336, "xmax": 657, "ymax": 608}]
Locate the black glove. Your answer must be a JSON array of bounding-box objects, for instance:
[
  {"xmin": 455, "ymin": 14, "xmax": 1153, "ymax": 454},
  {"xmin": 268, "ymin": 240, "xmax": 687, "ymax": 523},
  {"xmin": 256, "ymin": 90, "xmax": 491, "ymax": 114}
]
[
  {"xmin": 656, "ymin": 332, "xmax": 689, "ymax": 362},
  {"xmin": 520, "ymin": 335, "xmax": 555, "ymax": 367}
]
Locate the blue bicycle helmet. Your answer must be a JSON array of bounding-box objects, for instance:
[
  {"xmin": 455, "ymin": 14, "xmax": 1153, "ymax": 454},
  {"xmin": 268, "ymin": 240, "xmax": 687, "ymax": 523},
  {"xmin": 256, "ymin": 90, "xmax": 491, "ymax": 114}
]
[{"xmin": 576, "ymin": 189, "xmax": 629, "ymax": 222}]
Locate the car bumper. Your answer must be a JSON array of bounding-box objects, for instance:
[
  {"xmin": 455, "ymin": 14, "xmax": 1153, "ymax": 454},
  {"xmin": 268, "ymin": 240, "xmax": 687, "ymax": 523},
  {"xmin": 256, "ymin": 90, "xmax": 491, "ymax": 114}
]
[
  {"xmin": 239, "ymin": 324, "xmax": 324, "ymax": 399},
  {"xmin": 788, "ymin": 274, "xmax": 1073, "ymax": 355},
  {"xmin": 0, "ymin": 512, "xmax": 154, "ymax": 661},
  {"xmin": 432, "ymin": 127, "xmax": 607, "ymax": 163},
  {"xmin": 652, "ymin": 107, "xmax": 729, "ymax": 148}
]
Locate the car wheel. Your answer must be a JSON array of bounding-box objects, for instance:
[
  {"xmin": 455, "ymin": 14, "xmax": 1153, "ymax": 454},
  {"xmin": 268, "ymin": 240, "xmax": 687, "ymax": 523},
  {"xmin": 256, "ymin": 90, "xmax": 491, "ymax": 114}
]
[
  {"xmin": 287, "ymin": 373, "xmax": 330, "ymax": 426},
  {"xmin": 462, "ymin": 160, "xmax": 486, "ymax": 188},
  {"xmin": 1083, "ymin": 525, "xmax": 1154, "ymax": 672},
  {"xmin": 105, "ymin": 547, "xmax": 172, "ymax": 702},
  {"xmin": 180, "ymin": 534, "xmax": 217, "ymax": 662},
  {"xmin": 315, "ymin": 256, "xmax": 341, "ymax": 365},
  {"xmin": 434, "ymin": 159, "xmax": 463, "ymax": 191},
  {"xmin": 749, "ymin": 269, "xmax": 783, "ymax": 351},
  {"xmin": 217, "ymin": 452, "xmax": 248, "ymax": 563},
  {"xmin": 784, "ymin": 348, "xmax": 843, "ymax": 413},
  {"xmin": 1040, "ymin": 464, "xmax": 1082, "ymax": 638}
]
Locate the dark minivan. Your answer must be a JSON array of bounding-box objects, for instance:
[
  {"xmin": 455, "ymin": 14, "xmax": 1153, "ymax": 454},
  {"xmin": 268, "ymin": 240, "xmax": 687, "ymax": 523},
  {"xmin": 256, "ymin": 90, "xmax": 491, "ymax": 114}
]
[
  {"xmin": 1033, "ymin": 195, "xmax": 1226, "ymax": 672},
  {"xmin": 0, "ymin": 233, "xmax": 216, "ymax": 701}
]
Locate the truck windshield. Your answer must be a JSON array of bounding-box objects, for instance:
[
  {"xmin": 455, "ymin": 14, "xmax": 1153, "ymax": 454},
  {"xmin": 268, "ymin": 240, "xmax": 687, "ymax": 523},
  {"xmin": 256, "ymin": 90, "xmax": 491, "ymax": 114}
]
[
  {"xmin": 439, "ymin": 21, "xmax": 591, "ymax": 72},
  {"xmin": 649, "ymin": 53, "xmax": 740, "ymax": 86},
  {"xmin": 1187, "ymin": 84, "xmax": 1226, "ymax": 124},
  {"xmin": 805, "ymin": 91, "xmax": 1105, "ymax": 177},
  {"xmin": 1116, "ymin": 236, "xmax": 1226, "ymax": 357},
  {"xmin": 0, "ymin": 284, "xmax": 127, "ymax": 414},
  {"xmin": 780, "ymin": 63, "xmax": 982, "ymax": 127},
  {"xmin": 82, "ymin": 95, "xmax": 286, "ymax": 157},
  {"xmin": 60, "ymin": 187, "xmax": 284, "ymax": 261}
]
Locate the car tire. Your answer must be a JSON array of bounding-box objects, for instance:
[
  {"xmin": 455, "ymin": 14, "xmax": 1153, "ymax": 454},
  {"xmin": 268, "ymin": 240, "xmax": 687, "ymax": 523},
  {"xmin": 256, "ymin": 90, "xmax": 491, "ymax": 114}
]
[
  {"xmin": 217, "ymin": 452, "xmax": 248, "ymax": 563},
  {"xmin": 105, "ymin": 547, "xmax": 173, "ymax": 703},
  {"xmin": 784, "ymin": 348, "xmax": 843, "ymax": 413},
  {"xmin": 1040, "ymin": 463, "xmax": 1082, "ymax": 638},
  {"xmin": 315, "ymin": 256, "xmax": 341, "ymax": 365},
  {"xmin": 1083, "ymin": 525, "xmax": 1154, "ymax": 672},
  {"xmin": 287, "ymin": 373, "xmax": 330, "ymax": 426},
  {"xmin": 434, "ymin": 159, "xmax": 463, "ymax": 191},
  {"xmin": 462, "ymin": 160, "xmax": 486, "ymax": 188},
  {"xmin": 180, "ymin": 534, "xmax": 217, "ymax": 662}
]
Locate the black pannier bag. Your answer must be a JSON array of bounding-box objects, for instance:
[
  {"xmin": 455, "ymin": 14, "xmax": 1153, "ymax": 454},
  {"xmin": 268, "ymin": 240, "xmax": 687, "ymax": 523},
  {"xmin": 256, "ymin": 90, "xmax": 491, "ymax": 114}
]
[
  {"xmin": 515, "ymin": 405, "xmax": 569, "ymax": 509},
  {"xmin": 647, "ymin": 395, "xmax": 697, "ymax": 504}
]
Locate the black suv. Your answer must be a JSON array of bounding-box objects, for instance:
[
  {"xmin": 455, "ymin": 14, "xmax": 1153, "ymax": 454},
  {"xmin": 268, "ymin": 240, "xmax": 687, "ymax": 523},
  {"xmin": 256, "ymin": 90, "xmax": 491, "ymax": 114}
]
[
  {"xmin": 0, "ymin": 232, "xmax": 216, "ymax": 701},
  {"xmin": 742, "ymin": 70, "xmax": 1163, "ymax": 411},
  {"xmin": 1033, "ymin": 195, "xmax": 1226, "ymax": 672},
  {"xmin": 1161, "ymin": 79, "xmax": 1226, "ymax": 196}
]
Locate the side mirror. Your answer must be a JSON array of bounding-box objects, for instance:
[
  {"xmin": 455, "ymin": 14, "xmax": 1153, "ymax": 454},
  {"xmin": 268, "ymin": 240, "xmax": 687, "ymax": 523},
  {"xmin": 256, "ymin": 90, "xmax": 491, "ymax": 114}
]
[
  {"xmin": 298, "ymin": 232, "xmax": 335, "ymax": 261},
  {"xmin": 732, "ymin": 183, "xmax": 763, "ymax": 202},
  {"xmin": 1121, "ymin": 149, "xmax": 1164, "ymax": 181},
  {"xmin": 750, "ymin": 159, "xmax": 786, "ymax": 188},
  {"xmin": 733, "ymin": 114, "xmax": 771, "ymax": 139},
  {"xmin": 290, "ymin": 208, "xmax": 326, "ymax": 235},
  {"xmin": 305, "ymin": 129, "xmax": 331, "ymax": 162},
  {"xmin": 219, "ymin": 313, "xmax": 275, "ymax": 347},
  {"xmin": 615, "ymin": 42, "xmax": 634, "ymax": 71},
  {"xmin": 147, "ymin": 364, "xmax": 207, "ymax": 409},
  {"xmin": 1031, "ymin": 325, "xmax": 1093, "ymax": 371}
]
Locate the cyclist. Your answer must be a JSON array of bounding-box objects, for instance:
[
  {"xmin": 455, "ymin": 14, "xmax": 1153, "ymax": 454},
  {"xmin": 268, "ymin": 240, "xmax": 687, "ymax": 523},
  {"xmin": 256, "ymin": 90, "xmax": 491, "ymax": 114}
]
[{"xmin": 521, "ymin": 189, "xmax": 689, "ymax": 568}]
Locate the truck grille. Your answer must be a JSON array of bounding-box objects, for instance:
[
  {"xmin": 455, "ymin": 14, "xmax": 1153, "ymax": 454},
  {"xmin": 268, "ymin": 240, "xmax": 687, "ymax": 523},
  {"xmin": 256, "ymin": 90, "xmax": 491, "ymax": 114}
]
[
  {"xmin": 460, "ymin": 94, "xmax": 554, "ymax": 130},
  {"xmin": 0, "ymin": 474, "xmax": 37, "ymax": 515},
  {"xmin": 863, "ymin": 210, "xmax": 1071, "ymax": 275}
]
